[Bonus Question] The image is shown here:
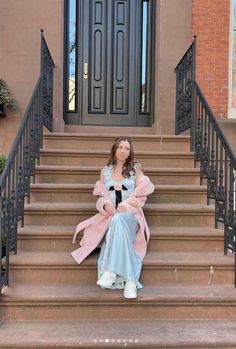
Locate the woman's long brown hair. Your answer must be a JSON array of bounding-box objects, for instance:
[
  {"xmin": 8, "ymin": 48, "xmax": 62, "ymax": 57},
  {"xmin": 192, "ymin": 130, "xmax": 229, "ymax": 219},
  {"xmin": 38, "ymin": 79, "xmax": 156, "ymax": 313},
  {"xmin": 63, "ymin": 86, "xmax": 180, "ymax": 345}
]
[{"xmin": 107, "ymin": 136, "xmax": 134, "ymax": 178}]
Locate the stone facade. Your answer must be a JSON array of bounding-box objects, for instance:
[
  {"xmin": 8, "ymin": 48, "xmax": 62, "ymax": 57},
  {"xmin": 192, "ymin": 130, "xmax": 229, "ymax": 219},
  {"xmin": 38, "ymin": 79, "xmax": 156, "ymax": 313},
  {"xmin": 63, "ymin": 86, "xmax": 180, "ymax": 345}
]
[
  {"xmin": 192, "ymin": 0, "xmax": 230, "ymax": 119},
  {"xmin": 0, "ymin": 0, "xmax": 64, "ymax": 154},
  {"xmin": 0, "ymin": 0, "xmax": 235, "ymax": 153}
]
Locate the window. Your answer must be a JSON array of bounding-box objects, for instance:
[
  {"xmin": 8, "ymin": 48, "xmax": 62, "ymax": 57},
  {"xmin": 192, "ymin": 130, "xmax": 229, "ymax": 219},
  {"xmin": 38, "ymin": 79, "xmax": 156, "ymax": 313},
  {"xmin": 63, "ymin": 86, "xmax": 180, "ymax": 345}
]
[
  {"xmin": 140, "ymin": 0, "xmax": 152, "ymax": 114},
  {"xmin": 65, "ymin": 0, "xmax": 77, "ymax": 112}
]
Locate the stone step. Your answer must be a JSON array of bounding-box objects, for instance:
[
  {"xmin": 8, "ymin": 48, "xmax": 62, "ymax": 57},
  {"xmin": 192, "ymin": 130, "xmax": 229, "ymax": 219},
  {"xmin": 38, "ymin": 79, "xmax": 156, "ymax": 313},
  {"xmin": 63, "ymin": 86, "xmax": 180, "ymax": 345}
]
[
  {"xmin": 8, "ymin": 251, "xmax": 234, "ymax": 284},
  {"xmin": 1, "ymin": 283, "xmax": 236, "ymax": 320},
  {"xmin": 23, "ymin": 202, "xmax": 215, "ymax": 226},
  {"xmin": 18, "ymin": 225, "xmax": 224, "ymax": 253},
  {"xmin": 64, "ymin": 125, "xmax": 158, "ymax": 134},
  {"xmin": 39, "ymin": 149, "xmax": 195, "ymax": 167},
  {"xmin": 1, "ymin": 319, "xmax": 236, "ymax": 349},
  {"xmin": 43, "ymin": 133, "xmax": 191, "ymax": 151},
  {"xmin": 30, "ymin": 183, "xmax": 207, "ymax": 204},
  {"xmin": 35, "ymin": 165, "xmax": 201, "ymax": 185}
]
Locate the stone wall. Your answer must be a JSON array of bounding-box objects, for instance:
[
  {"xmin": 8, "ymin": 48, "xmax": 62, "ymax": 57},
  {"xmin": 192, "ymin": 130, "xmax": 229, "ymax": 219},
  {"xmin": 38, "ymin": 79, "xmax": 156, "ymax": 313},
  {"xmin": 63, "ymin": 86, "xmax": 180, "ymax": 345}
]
[
  {"xmin": 0, "ymin": 0, "xmax": 64, "ymax": 155},
  {"xmin": 154, "ymin": 0, "xmax": 192, "ymax": 134},
  {"xmin": 192, "ymin": 0, "xmax": 230, "ymax": 119}
]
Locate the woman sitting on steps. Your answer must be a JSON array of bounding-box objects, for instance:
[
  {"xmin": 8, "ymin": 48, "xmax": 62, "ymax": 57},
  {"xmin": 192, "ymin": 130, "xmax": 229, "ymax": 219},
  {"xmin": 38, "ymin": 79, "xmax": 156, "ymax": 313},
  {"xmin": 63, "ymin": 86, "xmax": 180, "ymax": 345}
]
[{"xmin": 71, "ymin": 136, "xmax": 154, "ymax": 299}]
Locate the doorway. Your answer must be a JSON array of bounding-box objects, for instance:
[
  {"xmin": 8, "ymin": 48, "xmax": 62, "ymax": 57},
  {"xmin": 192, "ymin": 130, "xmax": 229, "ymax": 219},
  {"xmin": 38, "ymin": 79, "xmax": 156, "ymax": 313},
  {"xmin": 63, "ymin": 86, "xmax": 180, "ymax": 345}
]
[{"xmin": 64, "ymin": 0, "xmax": 155, "ymax": 126}]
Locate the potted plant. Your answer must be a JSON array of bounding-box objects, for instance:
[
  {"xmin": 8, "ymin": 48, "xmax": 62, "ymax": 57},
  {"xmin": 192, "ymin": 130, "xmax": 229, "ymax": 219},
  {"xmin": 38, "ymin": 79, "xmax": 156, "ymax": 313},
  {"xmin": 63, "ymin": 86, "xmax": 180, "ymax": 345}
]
[
  {"xmin": 0, "ymin": 154, "xmax": 7, "ymax": 174},
  {"xmin": 0, "ymin": 79, "xmax": 16, "ymax": 117}
]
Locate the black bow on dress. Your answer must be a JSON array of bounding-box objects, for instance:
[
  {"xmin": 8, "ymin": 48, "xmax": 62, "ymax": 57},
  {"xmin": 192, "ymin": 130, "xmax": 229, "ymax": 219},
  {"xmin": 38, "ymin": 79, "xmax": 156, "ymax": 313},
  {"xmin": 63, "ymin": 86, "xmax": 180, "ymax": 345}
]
[{"xmin": 109, "ymin": 185, "xmax": 128, "ymax": 208}]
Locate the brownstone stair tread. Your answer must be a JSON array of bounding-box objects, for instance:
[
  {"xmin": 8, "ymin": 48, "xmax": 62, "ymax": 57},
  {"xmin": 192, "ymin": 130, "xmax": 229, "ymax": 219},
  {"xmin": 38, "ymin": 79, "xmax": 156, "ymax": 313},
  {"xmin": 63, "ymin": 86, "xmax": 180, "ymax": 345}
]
[
  {"xmin": 18, "ymin": 224, "xmax": 223, "ymax": 238},
  {"xmin": 143, "ymin": 251, "xmax": 233, "ymax": 266},
  {"xmin": 35, "ymin": 164, "xmax": 200, "ymax": 173},
  {"xmin": 30, "ymin": 182, "xmax": 207, "ymax": 192},
  {"xmin": 2, "ymin": 282, "xmax": 236, "ymax": 303},
  {"xmin": 24, "ymin": 201, "xmax": 215, "ymax": 213},
  {"xmin": 44, "ymin": 132, "xmax": 190, "ymax": 140},
  {"xmin": 10, "ymin": 250, "xmax": 233, "ymax": 267},
  {"xmin": 1, "ymin": 319, "xmax": 236, "ymax": 348},
  {"xmin": 18, "ymin": 225, "xmax": 76, "ymax": 237},
  {"xmin": 149, "ymin": 226, "xmax": 223, "ymax": 238},
  {"xmin": 40, "ymin": 148, "xmax": 194, "ymax": 156}
]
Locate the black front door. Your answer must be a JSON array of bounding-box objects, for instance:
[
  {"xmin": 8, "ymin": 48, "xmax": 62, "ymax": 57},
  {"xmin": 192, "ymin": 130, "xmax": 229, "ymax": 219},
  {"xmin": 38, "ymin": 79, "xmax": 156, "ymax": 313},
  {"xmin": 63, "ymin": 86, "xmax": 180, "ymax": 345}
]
[
  {"xmin": 82, "ymin": 0, "xmax": 136, "ymax": 125},
  {"xmin": 64, "ymin": 0, "xmax": 155, "ymax": 126}
]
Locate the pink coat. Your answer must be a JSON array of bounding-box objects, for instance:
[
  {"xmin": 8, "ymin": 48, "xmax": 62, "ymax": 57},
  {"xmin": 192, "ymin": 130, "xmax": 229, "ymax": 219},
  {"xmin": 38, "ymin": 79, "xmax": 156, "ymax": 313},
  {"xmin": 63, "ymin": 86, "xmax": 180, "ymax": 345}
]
[{"xmin": 71, "ymin": 174, "xmax": 154, "ymax": 264}]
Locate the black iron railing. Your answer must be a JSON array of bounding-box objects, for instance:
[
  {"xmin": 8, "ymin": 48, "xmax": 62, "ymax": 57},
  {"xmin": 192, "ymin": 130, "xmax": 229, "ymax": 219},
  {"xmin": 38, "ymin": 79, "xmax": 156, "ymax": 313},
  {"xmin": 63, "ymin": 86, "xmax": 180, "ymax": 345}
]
[
  {"xmin": 41, "ymin": 30, "xmax": 54, "ymax": 132},
  {"xmin": 175, "ymin": 38, "xmax": 236, "ymax": 286},
  {"xmin": 175, "ymin": 36, "xmax": 196, "ymax": 140},
  {"xmin": 0, "ymin": 30, "xmax": 54, "ymax": 291}
]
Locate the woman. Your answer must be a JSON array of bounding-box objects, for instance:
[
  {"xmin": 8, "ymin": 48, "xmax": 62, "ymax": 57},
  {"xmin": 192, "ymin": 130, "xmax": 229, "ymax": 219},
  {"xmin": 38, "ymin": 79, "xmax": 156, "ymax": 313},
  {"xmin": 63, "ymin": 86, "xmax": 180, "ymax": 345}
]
[{"xmin": 71, "ymin": 136, "xmax": 154, "ymax": 299}]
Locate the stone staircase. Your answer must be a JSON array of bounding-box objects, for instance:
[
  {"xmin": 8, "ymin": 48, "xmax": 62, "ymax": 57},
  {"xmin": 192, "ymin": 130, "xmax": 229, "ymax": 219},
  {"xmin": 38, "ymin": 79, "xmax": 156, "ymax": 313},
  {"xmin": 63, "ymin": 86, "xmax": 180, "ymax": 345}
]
[{"xmin": 1, "ymin": 132, "xmax": 236, "ymax": 348}]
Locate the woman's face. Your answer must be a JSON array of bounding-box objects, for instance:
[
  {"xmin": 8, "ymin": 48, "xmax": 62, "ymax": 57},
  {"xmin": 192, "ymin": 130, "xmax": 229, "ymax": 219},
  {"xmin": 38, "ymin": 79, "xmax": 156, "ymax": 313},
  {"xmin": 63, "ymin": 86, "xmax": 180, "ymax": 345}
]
[{"xmin": 115, "ymin": 140, "xmax": 131, "ymax": 162}]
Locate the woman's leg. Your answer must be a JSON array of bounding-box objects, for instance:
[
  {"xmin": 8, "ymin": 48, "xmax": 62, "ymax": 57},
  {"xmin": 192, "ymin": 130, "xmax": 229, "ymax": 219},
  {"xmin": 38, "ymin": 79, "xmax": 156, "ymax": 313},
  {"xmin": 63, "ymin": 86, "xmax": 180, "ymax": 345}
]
[{"xmin": 97, "ymin": 212, "xmax": 142, "ymax": 290}]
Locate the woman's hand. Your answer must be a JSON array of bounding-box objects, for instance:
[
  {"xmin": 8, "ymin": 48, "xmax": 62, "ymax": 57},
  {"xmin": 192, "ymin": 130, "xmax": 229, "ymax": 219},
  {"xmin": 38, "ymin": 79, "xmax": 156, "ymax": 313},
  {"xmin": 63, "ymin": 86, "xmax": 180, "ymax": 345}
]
[{"xmin": 104, "ymin": 203, "xmax": 117, "ymax": 215}]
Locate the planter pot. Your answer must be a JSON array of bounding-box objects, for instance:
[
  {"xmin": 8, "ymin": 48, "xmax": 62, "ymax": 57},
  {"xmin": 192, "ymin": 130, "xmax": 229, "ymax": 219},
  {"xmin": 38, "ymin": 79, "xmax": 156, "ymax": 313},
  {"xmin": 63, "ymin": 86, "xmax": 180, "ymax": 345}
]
[{"xmin": 0, "ymin": 103, "xmax": 6, "ymax": 117}]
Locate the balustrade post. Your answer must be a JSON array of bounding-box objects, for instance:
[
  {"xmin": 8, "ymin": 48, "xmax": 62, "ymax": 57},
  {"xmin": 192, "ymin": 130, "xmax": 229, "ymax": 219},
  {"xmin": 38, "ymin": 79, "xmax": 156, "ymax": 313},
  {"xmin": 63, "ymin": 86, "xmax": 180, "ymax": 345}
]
[{"xmin": 190, "ymin": 36, "xmax": 197, "ymax": 152}]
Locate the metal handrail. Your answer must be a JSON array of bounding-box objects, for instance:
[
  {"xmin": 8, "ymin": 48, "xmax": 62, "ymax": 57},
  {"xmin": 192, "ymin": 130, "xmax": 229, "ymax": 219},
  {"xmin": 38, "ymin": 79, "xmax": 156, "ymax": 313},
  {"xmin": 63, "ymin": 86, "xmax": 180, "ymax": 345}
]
[
  {"xmin": 0, "ymin": 30, "xmax": 54, "ymax": 291},
  {"xmin": 175, "ymin": 38, "xmax": 236, "ymax": 286}
]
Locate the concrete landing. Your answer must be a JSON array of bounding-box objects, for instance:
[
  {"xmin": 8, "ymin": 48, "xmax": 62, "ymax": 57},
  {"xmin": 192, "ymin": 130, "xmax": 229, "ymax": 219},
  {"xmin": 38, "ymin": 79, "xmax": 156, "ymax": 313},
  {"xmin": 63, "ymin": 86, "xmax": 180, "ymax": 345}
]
[{"xmin": 1, "ymin": 319, "xmax": 236, "ymax": 348}]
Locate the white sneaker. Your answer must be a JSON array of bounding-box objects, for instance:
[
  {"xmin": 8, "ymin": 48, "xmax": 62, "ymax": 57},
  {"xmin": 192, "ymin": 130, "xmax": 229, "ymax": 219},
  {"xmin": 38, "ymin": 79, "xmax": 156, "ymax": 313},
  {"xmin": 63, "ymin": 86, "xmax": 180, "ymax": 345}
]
[
  {"xmin": 97, "ymin": 270, "xmax": 116, "ymax": 287},
  {"xmin": 124, "ymin": 281, "xmax": 137, "ymax": 299}
]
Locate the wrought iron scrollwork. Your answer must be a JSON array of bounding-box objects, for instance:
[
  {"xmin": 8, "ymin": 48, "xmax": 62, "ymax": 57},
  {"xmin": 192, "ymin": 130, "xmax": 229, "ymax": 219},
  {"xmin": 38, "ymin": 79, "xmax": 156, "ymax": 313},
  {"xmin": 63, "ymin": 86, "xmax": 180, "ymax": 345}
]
[
  {"xmin": 225, "ymin": 190, "xmax": 236, "ymax": 253},
  {"xmin": 195, "ymin": 116, "xmax": 202, "ymax": 162},
  {"xmin": 207, "ymin": 149, "xmax": 217, "ymax": 200},
  {"xmin": 200, "ymin": 144, "xmax": 208, "ymax": 180},
  {"xmin": 215, "ymin": 169, "xmax": 226, "ymax": 223},
  {"xmin": 41, "ymin": 30, "xmax": 54, "ymax": 132},
  {"xmin": 175, "ymin": 41, "xmax": 195, "ymax": 134}
]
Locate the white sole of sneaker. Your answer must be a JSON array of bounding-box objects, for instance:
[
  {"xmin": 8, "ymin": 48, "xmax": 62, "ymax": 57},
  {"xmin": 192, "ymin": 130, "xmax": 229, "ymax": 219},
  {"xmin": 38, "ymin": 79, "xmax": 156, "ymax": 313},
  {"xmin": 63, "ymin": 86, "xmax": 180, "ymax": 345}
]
[
  {"xmin": 97, "ymin": 280, "xmax": 114, "ymax": 287},
  {"xmin": 124, "ymin": 295, "xmax": 137, "ymax": 299}
]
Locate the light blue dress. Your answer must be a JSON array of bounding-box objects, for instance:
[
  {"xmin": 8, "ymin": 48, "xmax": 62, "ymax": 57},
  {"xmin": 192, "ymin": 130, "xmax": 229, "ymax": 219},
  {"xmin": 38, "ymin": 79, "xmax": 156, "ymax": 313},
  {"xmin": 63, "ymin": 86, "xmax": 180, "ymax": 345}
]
[{"xmin": 97, "ymin": 165, "xmax": 143, "ymax": 289}]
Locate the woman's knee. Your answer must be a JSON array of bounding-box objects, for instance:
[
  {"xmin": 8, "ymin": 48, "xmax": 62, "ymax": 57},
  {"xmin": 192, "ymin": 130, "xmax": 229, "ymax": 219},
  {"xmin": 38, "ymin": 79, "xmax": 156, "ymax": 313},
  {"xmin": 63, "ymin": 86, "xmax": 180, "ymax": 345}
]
[{"xmin": 110, "ymin": 213, "xmax": 122, "ymax": 227}]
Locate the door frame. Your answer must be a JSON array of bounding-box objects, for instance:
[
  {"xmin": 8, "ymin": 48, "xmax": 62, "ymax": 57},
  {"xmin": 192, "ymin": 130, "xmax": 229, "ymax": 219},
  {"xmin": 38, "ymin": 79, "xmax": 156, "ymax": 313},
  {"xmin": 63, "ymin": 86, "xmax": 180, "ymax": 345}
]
[{"xmin": 63, "ymin": 0, "xmax": 156, "ymax": 126}]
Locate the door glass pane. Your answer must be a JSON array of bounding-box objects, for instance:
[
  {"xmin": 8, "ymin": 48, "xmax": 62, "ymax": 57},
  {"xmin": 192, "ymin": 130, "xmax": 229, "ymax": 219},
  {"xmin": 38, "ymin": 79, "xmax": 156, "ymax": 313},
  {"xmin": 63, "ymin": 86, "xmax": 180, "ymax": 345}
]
[
  {"xmin": 234, "ymin": 169, "xmax": 236, "ymax": 211},
  {"xmin": 67, "ymin": 0, "xmax": 77, "ymax": 111},
  {"xmin": 140, "ymin": 0, "xmax": 151, "ymax": 114}
]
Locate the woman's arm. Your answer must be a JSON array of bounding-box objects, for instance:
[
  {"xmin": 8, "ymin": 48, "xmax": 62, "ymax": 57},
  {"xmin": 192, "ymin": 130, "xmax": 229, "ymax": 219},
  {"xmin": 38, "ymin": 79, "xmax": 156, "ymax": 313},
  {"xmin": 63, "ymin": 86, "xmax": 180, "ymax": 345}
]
[
  {"xmin": 134, "ymin": 162, "xmax": 143, "ymax": 184},
  {"xmin": 100, "ymin": 168, "xmax": 105, "ymax": 181}
]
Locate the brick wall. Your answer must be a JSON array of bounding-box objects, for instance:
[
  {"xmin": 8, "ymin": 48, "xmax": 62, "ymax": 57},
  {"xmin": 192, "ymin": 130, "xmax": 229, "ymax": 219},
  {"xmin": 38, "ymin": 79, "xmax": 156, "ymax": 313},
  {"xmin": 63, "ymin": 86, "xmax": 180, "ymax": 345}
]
[{"xmin": 192, "ymin": 0, "xmax": 230, "ymax": 118}]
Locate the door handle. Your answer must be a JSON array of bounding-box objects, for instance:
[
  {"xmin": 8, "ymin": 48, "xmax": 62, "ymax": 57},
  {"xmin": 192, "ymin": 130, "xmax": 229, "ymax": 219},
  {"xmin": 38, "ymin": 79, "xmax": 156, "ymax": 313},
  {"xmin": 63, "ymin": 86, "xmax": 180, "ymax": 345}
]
[{"xmin": 84, "ymin": 63, "xmax": 88, "ymax": 79}]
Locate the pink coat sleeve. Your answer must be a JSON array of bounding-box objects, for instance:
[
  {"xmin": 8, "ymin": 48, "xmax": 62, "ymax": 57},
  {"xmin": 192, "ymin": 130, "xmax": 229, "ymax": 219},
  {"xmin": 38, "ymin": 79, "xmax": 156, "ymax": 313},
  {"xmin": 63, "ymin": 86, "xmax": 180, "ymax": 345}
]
[
  {"xmin": 93, "ymin": 179, "xmax": 114, "ymax": 214},
  {"xmin": 96, "ymin": 196, "xmax": 112, "ymax": 215},
  {"xmin": 117, "ymin": 196, "xmax": 146, "ymax": 213}
]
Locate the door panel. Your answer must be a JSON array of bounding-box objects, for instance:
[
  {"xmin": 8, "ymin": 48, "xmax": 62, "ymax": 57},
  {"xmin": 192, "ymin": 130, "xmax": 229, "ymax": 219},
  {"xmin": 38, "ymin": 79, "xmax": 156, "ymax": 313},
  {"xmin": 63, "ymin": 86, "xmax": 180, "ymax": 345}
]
[
  {"xmin": 89, "ymin": 0, "xmax": 107, "ymax": 114},
  {"xmin": 112, "ymin": 0, "xmax": 129, "ymax": 114}
]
